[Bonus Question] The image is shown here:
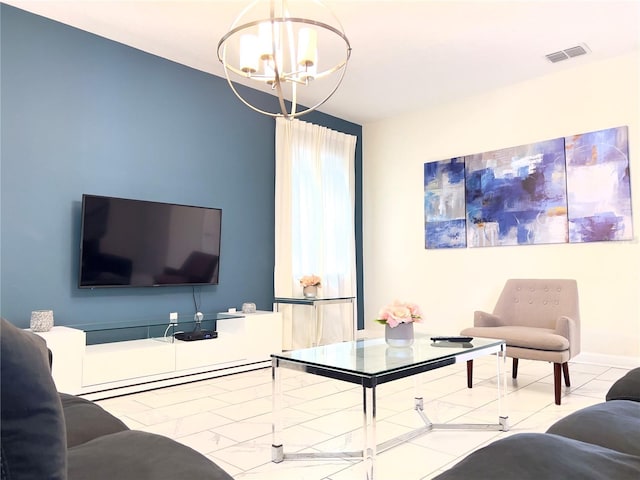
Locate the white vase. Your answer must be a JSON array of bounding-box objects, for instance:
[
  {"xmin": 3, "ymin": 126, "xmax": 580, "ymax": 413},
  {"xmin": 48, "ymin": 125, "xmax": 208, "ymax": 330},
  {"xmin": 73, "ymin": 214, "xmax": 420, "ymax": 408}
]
[
  {"xmin": 303, "ymin": 285, "xmax": 318, "ymax": 298},
  {"xmin": 385, "ymin": 322, "xmax": 414, "ymax": 347}
]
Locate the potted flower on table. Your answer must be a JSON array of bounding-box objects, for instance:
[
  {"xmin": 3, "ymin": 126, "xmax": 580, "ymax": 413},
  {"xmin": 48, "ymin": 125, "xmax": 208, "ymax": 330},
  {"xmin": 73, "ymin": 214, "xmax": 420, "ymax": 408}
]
[
  {"xmin": 300, "ymin": 275, "xmax": 321, "ymax": 298},
  {"xmin": 375, "ymin": 300, "xmax": 422, "ymax": 347}
]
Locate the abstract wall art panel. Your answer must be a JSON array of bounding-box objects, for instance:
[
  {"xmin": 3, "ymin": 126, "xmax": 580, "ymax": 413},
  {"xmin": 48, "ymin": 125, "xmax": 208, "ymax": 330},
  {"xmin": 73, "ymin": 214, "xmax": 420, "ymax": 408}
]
[
  {"xmin": 424, "ymin": 158, "xmax": 466, "ymax": 249},
  {"xmin": 423, "ymin": 126, "xmax": 632, "ymax": 250},
  {"xmin": 565, "ymin": 126, "xmax": 633, "ymax": 242},
  {"xmin": 465, "ymin": 138, "xmax": 568, "ymax": 247}
]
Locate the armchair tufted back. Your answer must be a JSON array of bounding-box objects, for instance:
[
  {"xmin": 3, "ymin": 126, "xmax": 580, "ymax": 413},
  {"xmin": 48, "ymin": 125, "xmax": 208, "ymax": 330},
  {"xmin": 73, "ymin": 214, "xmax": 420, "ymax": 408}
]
[{"xmin": 493, "ymin": 279, "xmax": 580, "ymax": 330}]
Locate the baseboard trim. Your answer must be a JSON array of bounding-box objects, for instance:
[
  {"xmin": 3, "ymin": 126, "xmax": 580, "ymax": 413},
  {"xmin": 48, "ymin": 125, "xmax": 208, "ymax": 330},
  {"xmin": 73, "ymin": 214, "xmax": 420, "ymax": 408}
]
[
  {"xmin": 573, "ymin": 352, "xmax": 640, "ymax": 369},
  {"xmin": 79, "ymin": 360, "xmax": 270, "ymax": 401}
]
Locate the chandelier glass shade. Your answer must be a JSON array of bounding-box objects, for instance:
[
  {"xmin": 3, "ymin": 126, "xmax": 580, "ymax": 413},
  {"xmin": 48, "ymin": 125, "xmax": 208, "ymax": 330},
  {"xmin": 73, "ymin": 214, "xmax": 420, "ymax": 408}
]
[{"xmin": 217, "ymin": 0, "xmax": 351, "ymax": 119}]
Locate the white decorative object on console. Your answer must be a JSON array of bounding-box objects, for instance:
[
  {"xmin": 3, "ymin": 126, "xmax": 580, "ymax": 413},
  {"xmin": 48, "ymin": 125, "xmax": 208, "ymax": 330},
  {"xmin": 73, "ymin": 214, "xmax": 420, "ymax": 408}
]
[
  {"xmin": 30, "ymin": 309, "xmax": 54, "ymax": 332},
  {"xmin": 242, "ymin": 302, "xmax": 257, "ymax": 313}
]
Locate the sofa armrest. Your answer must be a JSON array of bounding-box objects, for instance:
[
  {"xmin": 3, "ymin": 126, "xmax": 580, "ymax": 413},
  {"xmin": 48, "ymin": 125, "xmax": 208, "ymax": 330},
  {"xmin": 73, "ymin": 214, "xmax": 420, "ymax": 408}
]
[
  {"xmin": 60, "ymin": 393, "xmax": 129, "ymax": 448},
  {"xmin": 555, "ymin": 315, "xmax": 580, "ymax": 357},
  {"xmin": 473, "ymin": 311, "xmax": 502, "ymax": 327},
  {"xmin": 546, "ymin": 400, "xmax": 640, "ymax": 456}
]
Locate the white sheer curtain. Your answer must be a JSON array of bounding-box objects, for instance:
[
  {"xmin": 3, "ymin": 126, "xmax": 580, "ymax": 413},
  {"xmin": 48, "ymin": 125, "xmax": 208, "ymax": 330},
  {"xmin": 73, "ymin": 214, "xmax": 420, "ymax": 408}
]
[{"xmin": 274, "ymin": 117, "xmax": 357, "ymax": 349}]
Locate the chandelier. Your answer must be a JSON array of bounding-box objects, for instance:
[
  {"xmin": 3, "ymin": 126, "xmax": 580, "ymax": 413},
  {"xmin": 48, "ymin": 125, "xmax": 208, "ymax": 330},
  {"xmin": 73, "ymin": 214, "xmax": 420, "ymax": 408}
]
[{"xmin": 217, "ymin": 0, "xmax": 351, "ymax": 119}]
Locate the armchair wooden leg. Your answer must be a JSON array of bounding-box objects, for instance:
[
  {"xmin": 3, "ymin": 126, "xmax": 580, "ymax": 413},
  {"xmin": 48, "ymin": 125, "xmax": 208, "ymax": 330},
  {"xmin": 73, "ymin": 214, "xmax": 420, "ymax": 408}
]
[
  {"xmin": 562, "ymin": 362, "xmax": 571, "ymax": 387},
  {"xmin": 553, "ymin": 363, "xmax": 562, "ymax": 405},
  {"xmin": 512, "ymin": 358, "xmax": 519, "ymax": 379},
  {"xmin": 466, "ymin": 360, "xmax": 473, "ymax": 388}
]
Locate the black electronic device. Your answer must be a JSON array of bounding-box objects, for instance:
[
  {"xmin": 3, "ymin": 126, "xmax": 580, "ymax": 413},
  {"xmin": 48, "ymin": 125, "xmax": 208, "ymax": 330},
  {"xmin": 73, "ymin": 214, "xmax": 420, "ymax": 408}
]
[
  {"xmin": 430, "ymin": 336, "xmax": 474, "ymax": 343},
  {"xmin": 78, "ymin": 194, "xmax": 222, "ymax": 288},
  {"xmin": 174, "ymin": 330, "xmax": 218, "ymax": 341}
]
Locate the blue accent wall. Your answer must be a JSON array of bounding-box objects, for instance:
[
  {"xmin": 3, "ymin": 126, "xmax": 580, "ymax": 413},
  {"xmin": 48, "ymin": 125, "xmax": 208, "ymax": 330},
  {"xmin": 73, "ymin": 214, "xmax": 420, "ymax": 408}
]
[{"xmin": 0, "ymin": 5, "xmax": 363, "ymax": 328}]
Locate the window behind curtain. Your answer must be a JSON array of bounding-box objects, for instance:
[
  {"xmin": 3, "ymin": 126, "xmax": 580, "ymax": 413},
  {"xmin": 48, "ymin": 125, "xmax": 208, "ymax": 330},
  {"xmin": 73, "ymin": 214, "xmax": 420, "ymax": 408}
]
[{"xmin": 275, "ymin": 118, "xmax": 357, "ymax": 347}]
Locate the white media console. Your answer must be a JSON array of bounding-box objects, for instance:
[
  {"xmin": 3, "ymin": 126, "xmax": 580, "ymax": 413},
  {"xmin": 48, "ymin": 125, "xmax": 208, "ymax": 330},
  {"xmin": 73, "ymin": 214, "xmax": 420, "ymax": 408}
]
[{"xmin": 35, "ymin": 311, "xmax": 282, "ymax": 400}]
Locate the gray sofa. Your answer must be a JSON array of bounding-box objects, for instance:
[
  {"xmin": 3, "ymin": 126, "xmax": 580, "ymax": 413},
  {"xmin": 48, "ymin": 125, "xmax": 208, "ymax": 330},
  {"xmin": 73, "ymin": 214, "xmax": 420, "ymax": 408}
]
[
  {"xmin": 434, "ymin": 367, "xmax": 640, "ymax": 479},
  {"xmin": 0, "ymin": 318, "xmax": 233, "ymax": 480}
]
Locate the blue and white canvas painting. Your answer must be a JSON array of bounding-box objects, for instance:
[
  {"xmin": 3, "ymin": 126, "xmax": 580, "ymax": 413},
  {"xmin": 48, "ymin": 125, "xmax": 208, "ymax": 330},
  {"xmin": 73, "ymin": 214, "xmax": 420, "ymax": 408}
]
[
  {"xmin": 424, "ymin": 158, "xmax": 466, "ymax": 249},
  {"xmin": 465, "ymin": 138, "xmax": 568, "ymax": 247},
  {"xmin": 565, "ymin": 126, "xmax": 632, "ymax": 242}
]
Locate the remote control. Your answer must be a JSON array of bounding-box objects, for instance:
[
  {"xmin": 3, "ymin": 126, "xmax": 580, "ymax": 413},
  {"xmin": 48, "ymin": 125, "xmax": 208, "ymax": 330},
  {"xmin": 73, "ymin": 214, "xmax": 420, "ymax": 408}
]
[{"xmin": 430, "ymin": 336, "xmax": 473, "ymax": 343}]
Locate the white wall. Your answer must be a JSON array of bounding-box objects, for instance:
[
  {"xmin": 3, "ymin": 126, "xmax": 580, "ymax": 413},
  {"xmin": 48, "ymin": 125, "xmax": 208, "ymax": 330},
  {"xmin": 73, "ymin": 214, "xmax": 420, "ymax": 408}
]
[{"xmin": 362, "ymin": 52, "xmax": 639, "ymax": 366}]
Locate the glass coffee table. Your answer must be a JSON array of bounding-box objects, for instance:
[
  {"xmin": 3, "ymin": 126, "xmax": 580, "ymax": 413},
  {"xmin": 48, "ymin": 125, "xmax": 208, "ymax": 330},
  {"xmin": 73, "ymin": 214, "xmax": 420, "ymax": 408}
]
[{"xmin": 271, "ymin": 334, "xmax": 508, "ymax": 479}]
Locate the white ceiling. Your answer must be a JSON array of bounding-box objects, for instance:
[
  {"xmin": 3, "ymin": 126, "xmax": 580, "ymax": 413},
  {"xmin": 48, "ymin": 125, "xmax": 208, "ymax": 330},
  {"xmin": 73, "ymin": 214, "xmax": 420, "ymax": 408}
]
[{"xmin": 4, "ymin": 0, "xmax": 640, "ymax": 124}]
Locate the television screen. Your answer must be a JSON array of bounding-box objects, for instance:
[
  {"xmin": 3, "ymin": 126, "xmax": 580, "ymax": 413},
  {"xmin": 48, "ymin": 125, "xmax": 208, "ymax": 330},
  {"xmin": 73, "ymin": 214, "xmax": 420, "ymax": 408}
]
[{"xmin": 79, "ymin": 194, "xmax": 222, "ymax": 288}]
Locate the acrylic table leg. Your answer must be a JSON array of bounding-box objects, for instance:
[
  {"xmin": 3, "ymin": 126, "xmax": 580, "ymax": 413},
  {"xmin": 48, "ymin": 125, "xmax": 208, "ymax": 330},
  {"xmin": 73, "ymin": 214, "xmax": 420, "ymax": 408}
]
[
  {"xmin": 496, "ymin": 348, "xmax": 509, "ymax": 431},
  {"xmin": 363, "ymin": 385, "xmax": 377, "ymax": 479},
  {"xmin": 413, "ymin": 368, "xmax": 423, "ymax": 400},
  {"xmin": 312, "ymin": 303, "xmax": 319, "ymax": 347},
  {"xmin": 413, "ymin": 373, "xmax": 430, "ymax": 426},
  {"xmin": 271, "ymin": 357, "xmax": 284, "ymax": 462},
  {"xmin": 351, "ymin": 298, "xmax": 357, "ymax": 341}
]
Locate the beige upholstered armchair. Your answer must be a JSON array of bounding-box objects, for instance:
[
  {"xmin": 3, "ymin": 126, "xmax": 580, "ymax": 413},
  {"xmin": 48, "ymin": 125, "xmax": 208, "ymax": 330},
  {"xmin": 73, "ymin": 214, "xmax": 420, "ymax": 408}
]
[{"xmin": 462, "ymin": 279, "xmax": 580, "ymax": 405}]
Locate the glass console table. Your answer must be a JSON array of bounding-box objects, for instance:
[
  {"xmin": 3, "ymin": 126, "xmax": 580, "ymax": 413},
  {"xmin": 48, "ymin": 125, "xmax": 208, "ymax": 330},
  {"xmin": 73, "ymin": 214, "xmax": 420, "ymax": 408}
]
[
  {"xmin": 35, "ymin": 311, "xmax": 282, "ymax": 399},
  {"xmin": 69, "ymin": 312, "xmax": 243, "ymax": 345},
  {"xmin": 273, "ymin": 296, "xmax": 356, "ymax": 347}
]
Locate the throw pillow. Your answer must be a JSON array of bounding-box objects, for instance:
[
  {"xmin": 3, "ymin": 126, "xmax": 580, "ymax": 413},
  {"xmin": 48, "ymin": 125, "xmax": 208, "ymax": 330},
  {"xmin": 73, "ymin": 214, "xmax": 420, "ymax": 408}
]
[
  {"xmin": 0, "ymin": 318, "xmax": 67, "ymax": 479},
  {"xmin": 606, "ymin": 367, "xmax": 640, "ymax": 402}
]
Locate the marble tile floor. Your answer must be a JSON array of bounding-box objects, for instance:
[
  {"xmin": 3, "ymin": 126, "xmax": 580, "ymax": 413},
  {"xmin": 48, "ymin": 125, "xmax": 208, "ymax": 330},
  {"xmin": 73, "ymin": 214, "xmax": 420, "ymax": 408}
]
[{"xmin": 96, "ymin": 357, "xmax": 630, "ymax": 479}]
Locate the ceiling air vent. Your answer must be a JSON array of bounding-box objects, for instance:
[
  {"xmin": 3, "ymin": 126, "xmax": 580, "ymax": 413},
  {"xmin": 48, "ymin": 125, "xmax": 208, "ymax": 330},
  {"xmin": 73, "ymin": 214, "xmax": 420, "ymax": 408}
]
[{"xmin": 545, "ymin": 43, "xmax": 590, "ymax": 63}]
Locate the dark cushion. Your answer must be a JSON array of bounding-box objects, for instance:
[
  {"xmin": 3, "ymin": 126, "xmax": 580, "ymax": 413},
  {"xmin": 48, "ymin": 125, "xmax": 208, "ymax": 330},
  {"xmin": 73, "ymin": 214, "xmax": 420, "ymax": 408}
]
[
  {"xmin": 59, "ymin": 393, "xmax": 129, "ymax": 448},
  {"xmin": 432, "ymin": 432, "xmax": 640, "ymax": 480},
  {"xmin": 606, "ymin": 368, "xmax": 640, "ymax": 402},
  {"xmin": 547, "ymin": 400, "xmax": 640, "ymax": 456},
  {"xmin": 0, "ymin": 318, "xmax": 67, "ymax": 479},
  {"xmin": 67, "ymin": 430, "xmax": 234, "ymax": 480}
]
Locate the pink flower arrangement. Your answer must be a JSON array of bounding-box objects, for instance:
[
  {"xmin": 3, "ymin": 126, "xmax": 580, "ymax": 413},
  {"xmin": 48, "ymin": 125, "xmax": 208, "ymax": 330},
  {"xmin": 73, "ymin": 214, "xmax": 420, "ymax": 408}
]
[
  {"xmin": 299, "ymin": 275, "xmax": 322, "ymax": 287},
  {"xmin": 375, "ymin": 300, "xmax": 422, "ymax": 328}
]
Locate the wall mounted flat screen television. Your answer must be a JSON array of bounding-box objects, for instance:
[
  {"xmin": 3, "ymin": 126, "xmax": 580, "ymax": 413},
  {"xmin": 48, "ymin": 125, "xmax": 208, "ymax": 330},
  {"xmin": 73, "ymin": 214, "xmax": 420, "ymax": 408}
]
[{"xmin": 79, "ymin": 194, "xmax": 222, "ymax": 288}]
